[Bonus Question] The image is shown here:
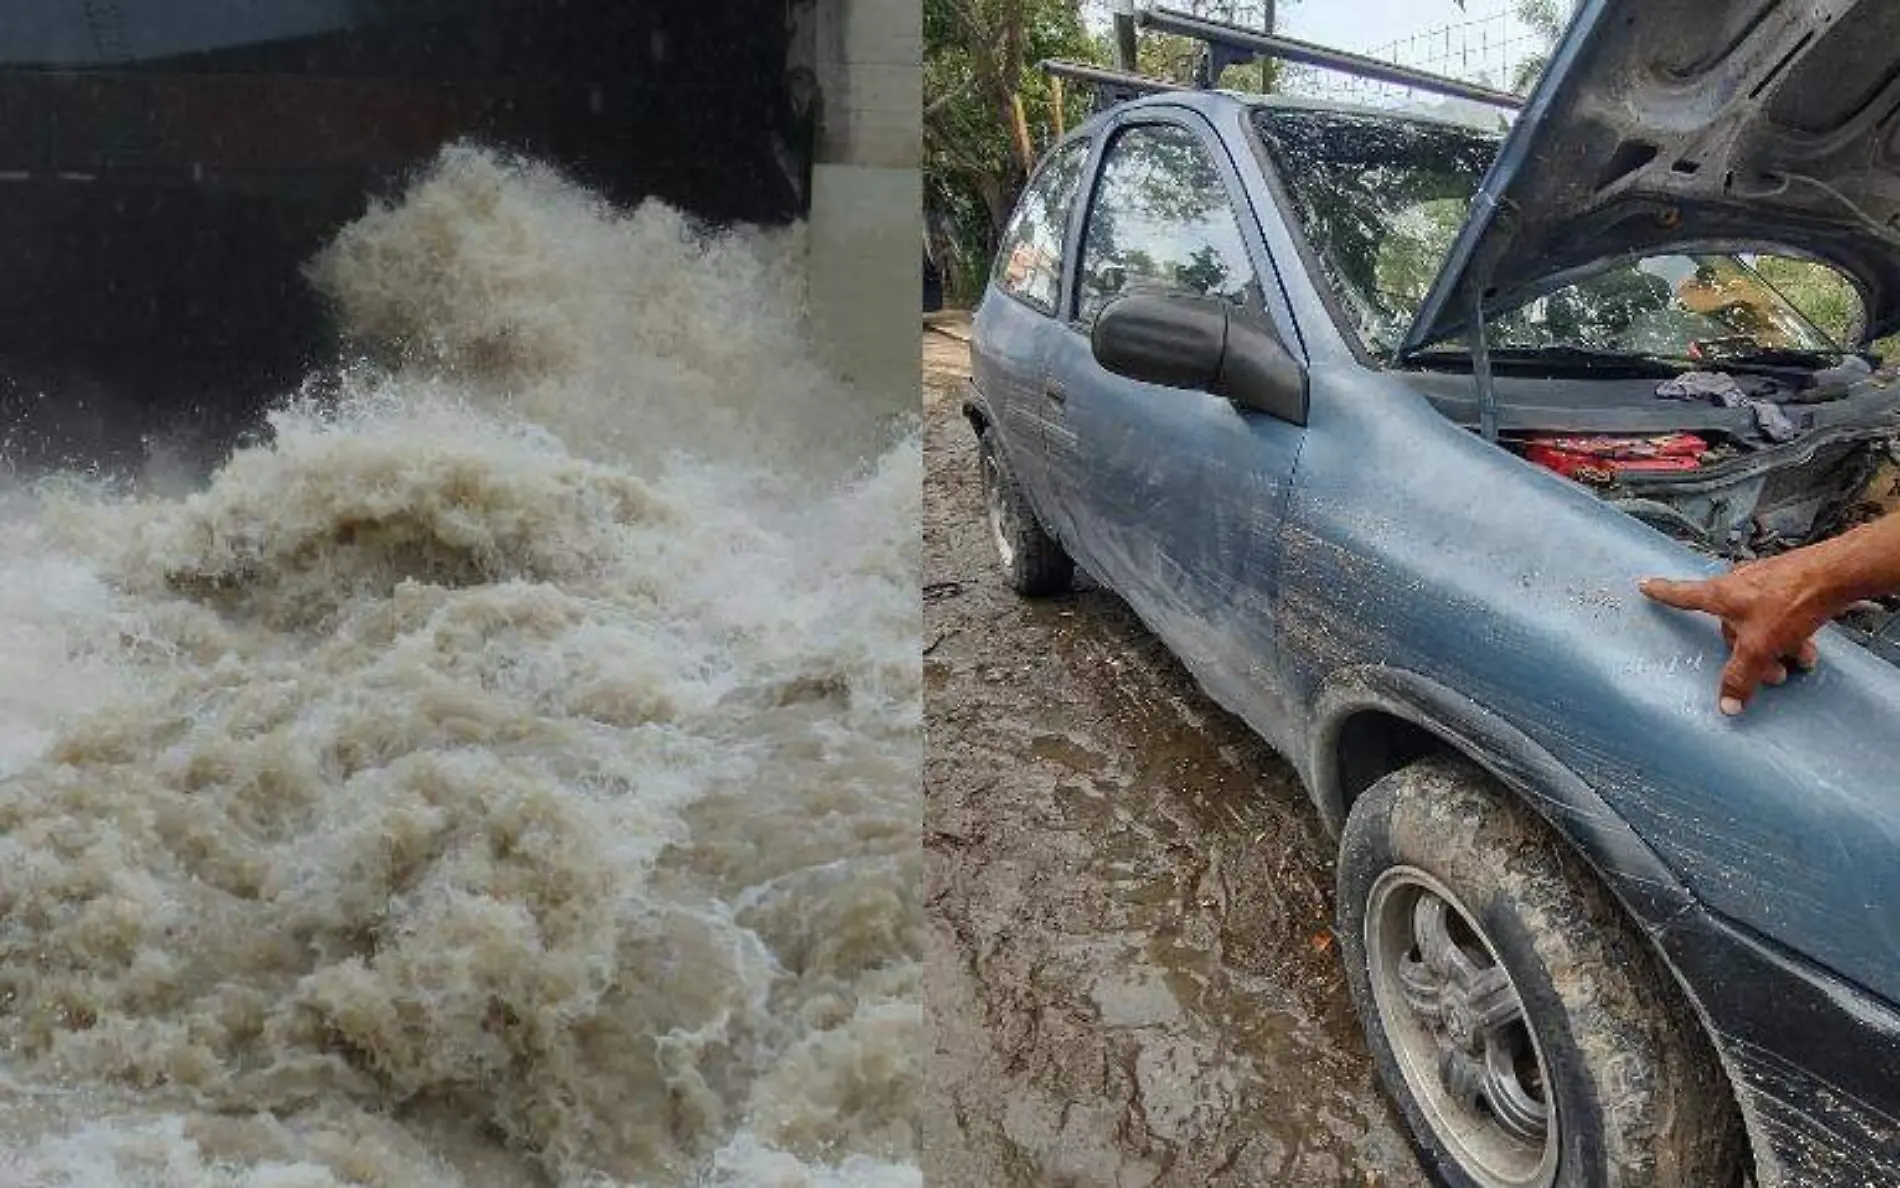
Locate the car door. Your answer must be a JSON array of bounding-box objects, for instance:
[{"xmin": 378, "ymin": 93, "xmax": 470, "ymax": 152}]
[
  {"xmin": 1041, "ymin": 110, "xmax": 1308, "ymax": 745},
  {"xmin": 968, "ymin": 137, "xmax": 1092, "ymax": 500}
]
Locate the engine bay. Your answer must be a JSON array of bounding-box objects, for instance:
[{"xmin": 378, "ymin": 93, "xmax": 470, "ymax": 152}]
[
  {"xmin": 1402, "ymin": 349, "xmax": 1900, "ymax": 663},
  {"xmin": 1508, "ymin": 427, "xmax": 1897, "ymax": 561},
  {"xmin": 1494, "ymin": 363, "xmax": 1900, "ymax": 663}
]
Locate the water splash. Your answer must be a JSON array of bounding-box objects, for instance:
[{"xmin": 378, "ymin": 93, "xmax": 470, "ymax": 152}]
[{"xmin": 0, "ymin": 145, "xmax": 921, "ymax": 1187}]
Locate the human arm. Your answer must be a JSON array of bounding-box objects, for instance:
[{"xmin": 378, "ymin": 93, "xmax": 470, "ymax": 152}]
[{"xmin": 1639, "ymin": 510, "xmax": 1900, "ymax": 715}]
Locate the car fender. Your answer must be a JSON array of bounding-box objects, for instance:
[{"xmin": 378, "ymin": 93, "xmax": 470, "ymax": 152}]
[
  {"xmin": 1308, "ymin": 663, "xmax": 1900, "ymax": 1186},
  {"xmin": 1277, "ymin": 358, "xmax": 1900, "ymax": 1005},
  {"xmin": 1307, "ymin": 665, "xmax": 1809, "ymax": 1177},
  {"xmin": 1308, "ymin": 663, "xmax": 1697, "ymax": 931}
]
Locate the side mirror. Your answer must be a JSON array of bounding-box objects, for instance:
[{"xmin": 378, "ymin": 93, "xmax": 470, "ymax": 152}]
[{"xmin": 1089, "ymin": 292, "xmax": 1309, "ymax": 426}]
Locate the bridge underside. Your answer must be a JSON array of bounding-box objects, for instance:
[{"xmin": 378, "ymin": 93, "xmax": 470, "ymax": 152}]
[{"xmin": 0, "ymin": 0, "xmax": 816, "ymax": 472}]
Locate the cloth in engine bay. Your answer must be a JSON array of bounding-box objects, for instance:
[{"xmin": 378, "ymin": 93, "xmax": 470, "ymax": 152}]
[{"xmin": 1654, "ymin": 370, "xmax": 1800, "ymax": 443}]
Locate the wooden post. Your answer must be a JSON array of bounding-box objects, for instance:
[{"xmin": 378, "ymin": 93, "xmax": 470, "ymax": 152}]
[
  {"xmin": 1262, "ymin": 0, "xmax": 1276, "ymax": 92},
  {"xmin": 1009, "ymin": 93, "xmax": 1034, "ymax": 171},
  {"xmin": 1112, "ymin": 0, "xmax": 1138, "ymax": 71},
  {"xmin": 1051, "ymin": 77, "xmax": 1065, "ymax": 139}
]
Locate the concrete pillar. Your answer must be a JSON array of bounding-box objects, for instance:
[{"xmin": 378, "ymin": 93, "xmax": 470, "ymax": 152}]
[{"xmin": 805, "ymin": 0, "xmax": 921, "ymax": 405}]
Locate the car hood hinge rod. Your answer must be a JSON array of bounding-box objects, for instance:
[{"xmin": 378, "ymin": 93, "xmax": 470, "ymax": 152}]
[{"xmin": 1470, "ymin": 284, "xmax": 1500, "ymax": 444}]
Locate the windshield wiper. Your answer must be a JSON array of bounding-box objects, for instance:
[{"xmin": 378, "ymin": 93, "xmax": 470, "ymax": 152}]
[
  {"xmin": 1409, "ymin": 344, "xmax": 1680, "ymax": 374},
  {"xmin": 1693, "ymin": 347, "xmax": 1864, "ymax": 371}
]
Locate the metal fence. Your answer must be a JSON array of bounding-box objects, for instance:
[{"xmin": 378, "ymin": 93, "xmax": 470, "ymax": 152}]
[{"xmin": 1278, "ymin": 6, "xmax": 1544, "ymax": 109}]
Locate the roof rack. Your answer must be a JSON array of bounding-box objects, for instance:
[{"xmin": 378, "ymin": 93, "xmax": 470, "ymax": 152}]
[
  {"xmin": 1041, "ymin": 58, "xmax": 1182, "ymax": 112},
  {"xmin": 1060, "ymin": 4, "xmax": 1524, "ymax": 113}
]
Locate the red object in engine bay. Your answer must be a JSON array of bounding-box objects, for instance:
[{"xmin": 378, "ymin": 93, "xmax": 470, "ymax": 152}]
[{"xmin": 1521, "ymin": 432, "xmax": 1709, "ymax": 483}]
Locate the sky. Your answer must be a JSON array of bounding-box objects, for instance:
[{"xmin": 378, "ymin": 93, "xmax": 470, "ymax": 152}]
[{"xmin": 1282, "ymin": 0, "xmax": 1515, "ymax": 57}]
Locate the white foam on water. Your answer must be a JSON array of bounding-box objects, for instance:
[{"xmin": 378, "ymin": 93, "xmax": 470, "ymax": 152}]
[{"xmin": 0, "ymin": 146, "xmax": 921, "ymax": 1186}]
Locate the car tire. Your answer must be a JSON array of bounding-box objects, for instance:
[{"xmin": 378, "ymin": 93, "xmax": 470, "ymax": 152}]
[
  {"xmin": 978, "ymin": 426, "xmax": 1073, "ymax": 597},
  {"xmin": 1337, "ymin": 755, "xmax": 1745, "ymax": 1188}
]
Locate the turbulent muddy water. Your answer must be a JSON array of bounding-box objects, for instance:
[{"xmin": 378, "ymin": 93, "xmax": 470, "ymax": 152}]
[{"xmin": 0, "ymin": 148, "xmax": 921, "ymax": 1186}]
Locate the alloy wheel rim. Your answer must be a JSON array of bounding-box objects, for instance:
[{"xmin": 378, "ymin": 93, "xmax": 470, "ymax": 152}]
[{"xmin": 1366, "ymin": 866, "xmax": 1558, "ymax": 1188}]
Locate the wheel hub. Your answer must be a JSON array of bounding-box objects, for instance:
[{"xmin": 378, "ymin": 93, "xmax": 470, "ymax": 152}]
[
  {"xmin": 1443, "ymin": 999, "xmax": 1474, "ymax": 1048},
  {"xmin": 1368, "ymin": 867, "xmax": 1558, "ymax": 1188}
]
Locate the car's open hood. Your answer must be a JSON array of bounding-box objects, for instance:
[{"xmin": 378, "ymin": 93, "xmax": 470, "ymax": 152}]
[{"xmin": 1400, "ymin": 0, "xmax": 1900, "ymax": 356}]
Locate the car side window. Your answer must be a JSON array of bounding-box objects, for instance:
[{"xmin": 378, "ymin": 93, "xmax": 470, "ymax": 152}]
[
  {"xmin": 1075, "ymin": 122, "xmax": 1261, "ymax": 326},
  {"xmin": 992, "ymin": 140, "xmax": 1089, "ymax": 316}
]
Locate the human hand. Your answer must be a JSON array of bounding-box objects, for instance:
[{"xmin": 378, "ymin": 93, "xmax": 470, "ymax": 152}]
[{"xmin": 1639, "ymin": 556, "xmax": 1834, "ymax": 716}]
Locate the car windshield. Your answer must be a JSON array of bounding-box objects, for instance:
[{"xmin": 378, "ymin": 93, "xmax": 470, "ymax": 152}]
[{"xmin": 1251, "ymin": 106, "xmax": 1841, "ymax": 361}]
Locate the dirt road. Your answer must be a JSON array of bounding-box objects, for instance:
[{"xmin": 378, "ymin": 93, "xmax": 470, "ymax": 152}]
[{"xmin": 922, "ymin": 322, "xmax": 1427, "ymax": 1187}]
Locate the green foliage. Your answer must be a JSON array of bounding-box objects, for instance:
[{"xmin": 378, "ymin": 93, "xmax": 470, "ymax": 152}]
[
  {"xmin": 1753, "ymin": 256, "xmax": 1900, "ymax": 361},
  {"xmin": 1372, "ymin": 197, "xmax": 1468, "ymax": 316},
  {"xmin": 924, "ymin": 0, "xmax": 1095, "ymax": 304},
  {"xmin": 926, "ymin": 0, "xmax": 1297, "ymax": 305},
  {"xmin": 1754, "ymin": 256, "xmax": 1859, "ymax": 341},
  {"xmin": 1508, "ymin": 0, "xmax": 1576, "ymax": 92}
]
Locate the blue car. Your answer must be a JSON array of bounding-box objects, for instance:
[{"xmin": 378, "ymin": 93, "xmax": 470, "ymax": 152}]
[{"xmin": 965, "ymin": 3, "xmax": 1900, "ymax": 1185}]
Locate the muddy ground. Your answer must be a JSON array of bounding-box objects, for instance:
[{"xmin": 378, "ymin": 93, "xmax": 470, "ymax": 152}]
[{"xmin": 921, "ymin": 321, "xmax": 1428, "ymax": 1187}]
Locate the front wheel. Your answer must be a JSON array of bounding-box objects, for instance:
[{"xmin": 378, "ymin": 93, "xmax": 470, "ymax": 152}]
[
  {"xmin": 1337, "ymin": 756, "xmax": 1745, "ymax": 1188},
  {"xmin": 977, "ymin": 427, "xmax": 1072, "ymax": 597}
]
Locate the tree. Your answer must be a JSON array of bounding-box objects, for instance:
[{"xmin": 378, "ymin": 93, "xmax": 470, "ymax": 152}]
[
  {"xmin": 924, "ymin": 0, "xmax": 1094, "ymax": 302},
  {"xmin": 925, "ymin": 0, "xmax": 1314, "ymax": 304},
  {"xmin": 1509, "ymin": 0, "xmax": 1579, "ymax": 92},
  {"xmin": 1752, "ymin": 256, "xmax": 1900, "ymax": 361}
]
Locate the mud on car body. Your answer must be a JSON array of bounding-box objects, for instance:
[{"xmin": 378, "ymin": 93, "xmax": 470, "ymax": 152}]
[{"xmin": 965, "ymin": 2, "xmax": 1900, "ymax": 1184}]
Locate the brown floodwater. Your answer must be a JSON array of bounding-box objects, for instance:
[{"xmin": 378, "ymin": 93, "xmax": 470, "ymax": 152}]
[{"xmin": 0, "ymin": 151, "xmax": 921, "ymax": 1187}]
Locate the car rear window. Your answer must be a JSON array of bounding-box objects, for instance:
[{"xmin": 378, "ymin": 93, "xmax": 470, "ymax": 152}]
[{"xmin": 992, "ymin": 139, "xmax": 1090, "ymax": 315}]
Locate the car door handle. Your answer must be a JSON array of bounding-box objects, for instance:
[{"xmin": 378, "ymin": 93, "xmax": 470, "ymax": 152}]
[{"xmin": 1043, "ymin": 380, "xmax": 1067, "ymax": 404}]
